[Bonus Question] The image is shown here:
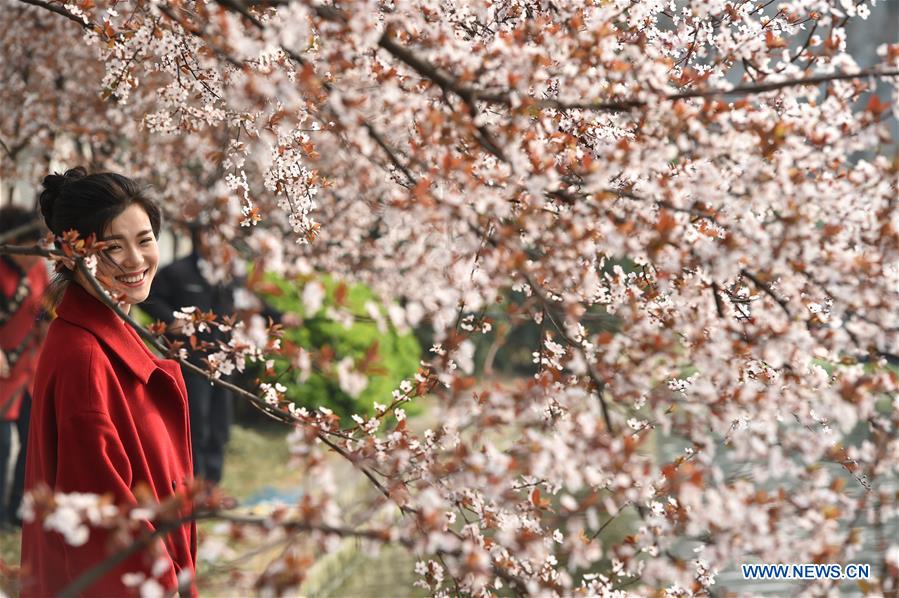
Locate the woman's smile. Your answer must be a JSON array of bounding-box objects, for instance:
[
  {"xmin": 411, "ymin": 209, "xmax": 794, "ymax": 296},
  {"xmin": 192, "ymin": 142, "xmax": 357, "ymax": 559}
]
[{"xmin": 115, "ymin": 268, "xmax": 149, "ymax": 287}]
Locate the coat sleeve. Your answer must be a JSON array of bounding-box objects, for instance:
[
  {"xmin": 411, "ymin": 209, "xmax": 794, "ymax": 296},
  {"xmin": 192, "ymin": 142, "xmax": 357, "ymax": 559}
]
[{"xmin": 52, "ymin": 353, "xmax": 180, "ymax": 595}]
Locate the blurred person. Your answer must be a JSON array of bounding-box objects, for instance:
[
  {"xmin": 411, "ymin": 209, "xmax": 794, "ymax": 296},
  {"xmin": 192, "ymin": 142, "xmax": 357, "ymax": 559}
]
[
  {"xmin": 141, "ymin": 225, "xmax": 237, "ymax": 486},
  {"xmin": 0, "ymin": 206, "xmax": 48, "ymax": 528},
  {"xmin": 141, "ymin": 226, "xmax": 299, "ymax": 485},
  {"xmin": 21, "ymin": 168, "xmax": 196, "ymax": 597}
]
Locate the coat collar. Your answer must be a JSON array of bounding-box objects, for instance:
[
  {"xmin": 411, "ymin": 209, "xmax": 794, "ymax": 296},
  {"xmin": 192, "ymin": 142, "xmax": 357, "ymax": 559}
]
[{"xmin": 56, "ymin": 283, "xmax": 158, "ymax": 384}]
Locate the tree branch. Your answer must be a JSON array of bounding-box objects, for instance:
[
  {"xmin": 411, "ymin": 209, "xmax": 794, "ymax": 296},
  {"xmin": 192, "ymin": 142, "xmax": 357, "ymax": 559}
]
[
  {"xmin": 212, "ymin": 0, "xmax": 265, "ymax": 30},
  {"xmin": 0, "ymin": 136, "xmax": 15, "ymax": 160},
  {"xmin": 378, "ymin": 31, "xmax": 509, "ymax": 162},
  {"xmin": 674, "ymin": 68, "xmax": 899, "ymax": 101},
  {"xmin": 60, "ymin": 506, "xmax": 410, "ymax": 597},
  {"xmin": 13, "ymin": 0, "xmax": 93, "ymax": 29},
  {"xmin": 377, "ymin": 29, "xmax": 899, "ymax": 113},
  {"xmin": 523, "ymin": 274, "xmax": 615, "ymax": 433},
  {"xmin": 740, "ymin": 268, "xmax": 792, "ymax": 318},
  {"xmin": 363, "ymin": 122, "xmax": 417, "ymax": 187}
]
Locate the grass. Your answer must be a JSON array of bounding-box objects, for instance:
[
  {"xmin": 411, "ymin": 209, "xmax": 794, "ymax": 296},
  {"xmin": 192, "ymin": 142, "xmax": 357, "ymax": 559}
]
[
  {"xmin": 218, "ymin": 425, "xmax": 297, "ymax": 498},
  {"xmin": 0, "ymin": 528, "xmax": 20, "ymax": 595}
]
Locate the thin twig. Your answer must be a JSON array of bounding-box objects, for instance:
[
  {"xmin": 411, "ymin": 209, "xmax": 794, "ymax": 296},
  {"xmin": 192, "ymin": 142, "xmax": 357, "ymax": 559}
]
[
  {"xmin": 60, "ymin": 508, "xmax": 411, "ymax": 597},
  {"xmin": 363, "ymin": 122, "xmax": 417, "ymax": 187},
  {"xmin": 740, "ymin": 268, "xmax": 791, "ymax": 317},
  {"xmin": 524, "ymin": 274, "xmax": 614, "ymax": 433}
]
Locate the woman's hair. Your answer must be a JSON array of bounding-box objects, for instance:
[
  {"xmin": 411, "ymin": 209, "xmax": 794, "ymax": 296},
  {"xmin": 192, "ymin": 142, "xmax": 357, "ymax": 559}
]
[{"xmin": 38, "ymin": 167, "xmax": 162, "ymax": 307}]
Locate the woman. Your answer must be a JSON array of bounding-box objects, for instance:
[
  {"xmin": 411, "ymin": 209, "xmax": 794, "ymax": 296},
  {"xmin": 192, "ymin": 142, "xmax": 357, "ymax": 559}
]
[{"xmin": 21, "ymin": 168, "xmax": 196, "ymax": 597}]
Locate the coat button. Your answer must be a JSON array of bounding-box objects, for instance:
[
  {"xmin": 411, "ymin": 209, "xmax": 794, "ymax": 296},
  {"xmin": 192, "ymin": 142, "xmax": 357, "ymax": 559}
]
[{"xmin": 172, "ymin": 480, "xmax": 177, "ymax": 490}]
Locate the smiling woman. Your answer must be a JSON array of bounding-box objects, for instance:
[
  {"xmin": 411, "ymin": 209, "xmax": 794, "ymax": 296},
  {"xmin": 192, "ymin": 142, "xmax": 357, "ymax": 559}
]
[
  {"xmin": 20, "ymin": 168, "xmax": 196, "ymax": 597},
  {"xmin": 39, "ymin": 168, "xmax": 163, "ymax": 312}
]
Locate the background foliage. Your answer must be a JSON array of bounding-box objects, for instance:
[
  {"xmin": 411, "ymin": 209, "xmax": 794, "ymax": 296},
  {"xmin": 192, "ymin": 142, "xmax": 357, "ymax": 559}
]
[{"xmin": 254, "ymin": 272, "xmax": 421, "ymax": 421}]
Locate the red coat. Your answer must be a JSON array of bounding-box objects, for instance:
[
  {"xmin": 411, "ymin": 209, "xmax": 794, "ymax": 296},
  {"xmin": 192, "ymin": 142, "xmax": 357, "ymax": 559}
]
[
  {"xmin": 0, "ymin": 258, "xmax": 49, "ymax": 420},
  {"xmin": 21, "ymin": 283, "xmax": 197, "ymax": 597}
]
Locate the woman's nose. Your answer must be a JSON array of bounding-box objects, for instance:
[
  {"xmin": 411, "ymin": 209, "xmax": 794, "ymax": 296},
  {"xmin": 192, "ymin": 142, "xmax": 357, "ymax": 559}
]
[{"xmin": 121, "ymin": 243, "xmax": 143, "ymax": 268}]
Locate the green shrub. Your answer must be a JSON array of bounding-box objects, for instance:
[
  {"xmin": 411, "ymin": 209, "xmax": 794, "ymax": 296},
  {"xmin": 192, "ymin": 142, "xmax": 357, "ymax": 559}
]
[{"xmin": 255, "ymin": 272, "xmax": 422, "ymax": 422}]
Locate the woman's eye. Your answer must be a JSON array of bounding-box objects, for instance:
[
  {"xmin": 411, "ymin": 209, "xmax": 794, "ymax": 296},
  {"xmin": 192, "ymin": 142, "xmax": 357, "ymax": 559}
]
[
  {"xmin": 140, "ymin": 238, "xmax": 153, "ymax": 245},
  {"xmin": 106, "ymin": 245, "xmax": 122, "ymax": 252}
]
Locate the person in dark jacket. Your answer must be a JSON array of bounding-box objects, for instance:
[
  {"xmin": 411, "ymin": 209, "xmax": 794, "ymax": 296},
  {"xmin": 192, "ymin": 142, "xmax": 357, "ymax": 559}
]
[{"xmin": 140, "ymin": 225, "xmax": 236, "ymax": 485}]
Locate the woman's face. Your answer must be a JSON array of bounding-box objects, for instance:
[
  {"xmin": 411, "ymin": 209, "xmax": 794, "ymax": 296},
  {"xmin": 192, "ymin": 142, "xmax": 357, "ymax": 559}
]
[{"xmin": 78, "ymin": 203, "xmax": 159, "ymax": 312}]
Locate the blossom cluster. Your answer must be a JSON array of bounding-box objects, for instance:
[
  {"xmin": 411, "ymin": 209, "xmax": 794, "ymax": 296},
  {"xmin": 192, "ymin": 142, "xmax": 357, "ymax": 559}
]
[{"xmin": 4, "ymin": 0, "xmax": 899, "ymax": 595}]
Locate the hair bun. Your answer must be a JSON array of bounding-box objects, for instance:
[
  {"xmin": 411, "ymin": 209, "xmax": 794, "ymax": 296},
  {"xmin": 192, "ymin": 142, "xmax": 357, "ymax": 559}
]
[{"xmin": 39, "ymin": 167, "xmax": 87, "ymax": 232}]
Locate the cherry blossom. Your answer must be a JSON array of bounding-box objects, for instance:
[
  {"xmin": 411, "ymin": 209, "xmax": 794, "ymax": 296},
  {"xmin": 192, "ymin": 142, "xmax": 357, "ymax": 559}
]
[{"xmin": 3, "ymin": 0, "xmax": 899, "ymax": 595}]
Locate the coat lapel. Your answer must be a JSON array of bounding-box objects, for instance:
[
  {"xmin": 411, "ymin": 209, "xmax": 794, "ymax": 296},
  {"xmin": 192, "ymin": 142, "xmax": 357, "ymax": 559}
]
[{"xmin": 55, "ymin": 283, "xmax": 157, "ymax": 384}]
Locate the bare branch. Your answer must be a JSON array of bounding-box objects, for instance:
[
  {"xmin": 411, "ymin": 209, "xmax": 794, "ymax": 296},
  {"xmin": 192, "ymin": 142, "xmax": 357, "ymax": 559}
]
[
  {"xmin": 212, "ymin": 0, "xmax": 265, "ymax": 30},
  {"xmin": 0, "ymin": 136, "xmax": 15, "ymax": 160},
  {"xmin": 363, "ymin": 122, "xmax": 417, "ymax": 187}
]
